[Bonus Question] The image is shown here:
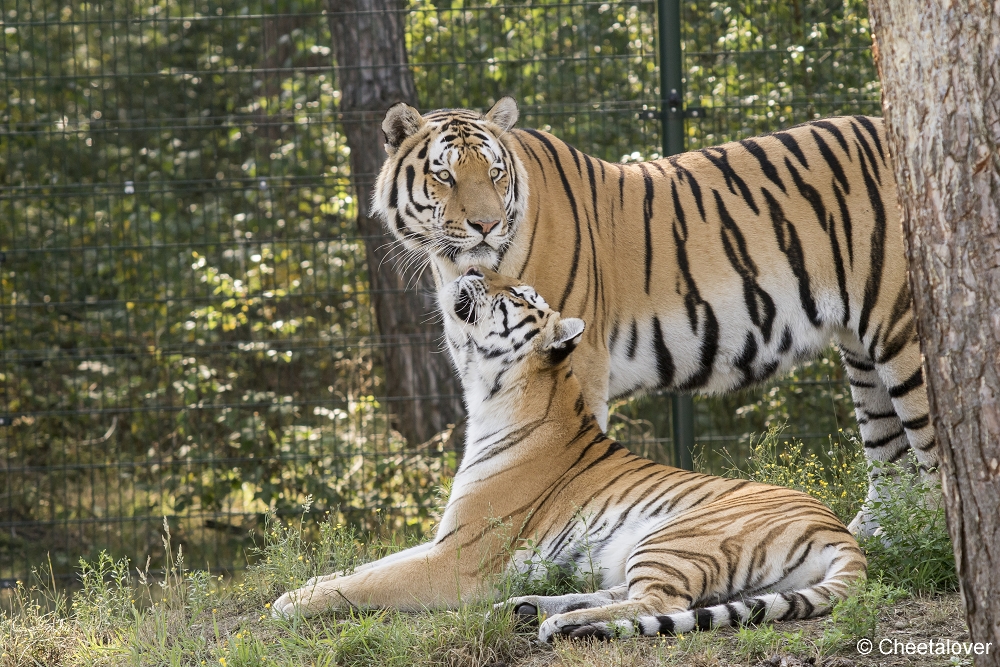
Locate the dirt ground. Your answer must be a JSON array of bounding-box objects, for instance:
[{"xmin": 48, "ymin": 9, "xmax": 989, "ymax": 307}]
[{"xmin": 505, "ymin": 593, "xmax": 972, "ymax": 667}]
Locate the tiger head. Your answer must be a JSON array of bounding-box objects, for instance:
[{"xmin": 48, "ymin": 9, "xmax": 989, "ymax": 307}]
[
  {"xmin": 372, "ymin": 98, "xmax": 529, "ymax": 283},
  {"xmin": 439, "ymin": 267, "xmax": 585, "ymax": 402}
]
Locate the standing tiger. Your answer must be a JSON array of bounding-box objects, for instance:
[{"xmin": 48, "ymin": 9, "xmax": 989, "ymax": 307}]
[
  {"xmin": 372, "ymin": 97, "xmax": 937, "ymax": 536},
  {"xmin": 272, "ymin": 268, "xmax": 867, "ymax": 640}
]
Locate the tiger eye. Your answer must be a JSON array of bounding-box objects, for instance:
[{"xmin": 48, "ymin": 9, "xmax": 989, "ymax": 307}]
[
  {"xmin": 435, "ymin": 170, "xmax": 453, "ymax": 183},
  {"xmin": 490, "ymin": 167, "xmax": 502, "ymax": 180}
]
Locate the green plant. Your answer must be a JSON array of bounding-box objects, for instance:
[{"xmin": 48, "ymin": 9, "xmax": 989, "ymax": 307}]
[
  {"xmin": 860, "ymin": 464, "xmax": 958, "ymax": 593},
  {"xmin": 720, "ymin": 425, "xmax": 869, "ymax": 525},
  {"xmin": 824, "ymin": 577, "xmax": 907, "ymax": 643},
  {"xmin": 503, "ymin": 512, "xmax": 603, "ymax": 599},
  {"xmin": 732, "ymin": 625, "xmax": 813, "ymax": 662},
  {"xmin": 72, "ymin": 551, "xmax": 140, "ymax": 637}
]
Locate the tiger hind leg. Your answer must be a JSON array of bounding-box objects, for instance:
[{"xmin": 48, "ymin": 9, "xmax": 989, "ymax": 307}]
[{"xmin": 837, "ymin": 338, "xmax": 938, "ymax": 537}]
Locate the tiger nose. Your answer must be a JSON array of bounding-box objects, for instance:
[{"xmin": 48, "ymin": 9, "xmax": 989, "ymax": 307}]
[{"xmin": 468, "ymin": 219, "xmax": 500, "ymax": 236}]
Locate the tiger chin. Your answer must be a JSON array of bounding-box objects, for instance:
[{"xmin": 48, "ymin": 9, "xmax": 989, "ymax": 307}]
[{"xmin": 272, "ymin": 268, "xmax": 866, "ymax": 642}]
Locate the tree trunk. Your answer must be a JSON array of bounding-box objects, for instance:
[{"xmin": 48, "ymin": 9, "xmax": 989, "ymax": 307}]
[
  {"xmin": 328, "ymin": 0, "xmax": 463, "ymax": 445},
  {"xmin": 868, "ymin": 0, "xmax": 1000, "ymax": 660}
]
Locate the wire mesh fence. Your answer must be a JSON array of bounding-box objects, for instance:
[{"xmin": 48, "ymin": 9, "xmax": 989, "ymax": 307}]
[{"xmin": 0, "ymin": 0, "xmax": 880, "ymax": 586}]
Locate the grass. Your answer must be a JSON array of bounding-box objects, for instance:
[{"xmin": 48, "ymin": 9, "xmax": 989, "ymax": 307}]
[
  {"xmin": 1, "ymin": 432, "xmax": 960, "ymax": 666},
  {"xmin": 723, "ymin": 426, "xmax": 957, "ymax": 594}
]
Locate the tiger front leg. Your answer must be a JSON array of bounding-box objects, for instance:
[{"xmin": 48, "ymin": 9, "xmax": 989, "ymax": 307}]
[
  {"xmin": 271, "ymin": 542, "xmax": 477, "ymax": 618},
  {"xmin": 536, "ymin": 595, "xmax": 690, "ymax": 642}
]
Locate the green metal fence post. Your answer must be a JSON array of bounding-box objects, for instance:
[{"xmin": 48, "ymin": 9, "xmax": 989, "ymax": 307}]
[{"xmin": 658, "ymin": 0, "xmax": 695, "ymax": 470}]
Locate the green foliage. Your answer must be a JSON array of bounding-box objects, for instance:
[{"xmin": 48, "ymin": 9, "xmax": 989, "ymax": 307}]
[
  {"xmin": 614, "ymin": 349, "xmax": 860, "ymax": 473},
  {"xmin": 860, "ymin": 465, "xmax": 958, "ymax": 593},
  {"xmin": 3, "ymin": 0, "xmax": 882, "ymax": 584},
  {"xmin": 714, "ymin": 426, "xmax": 956, "ymax": 593},
  {"xmin": 715, "ymin": 424, "xmax": 869, "ymax": 525},
  {"xmin": 1, "ymin": 511, "xmax": 533, "ymax": 667},
  {"xmin": 732, "ymin": 624, "xmax": 814, "ymax": 662},
  {"xmin": 72, "ymin": 551, "xmax": 139, "ymax": 636},
  {"xmin": 496, "ymin": 511, "xmax": 604, "ymax": 600},
  {"xmin": 824, "ymin": 577, "xmax": 907, "ymax": 642}
]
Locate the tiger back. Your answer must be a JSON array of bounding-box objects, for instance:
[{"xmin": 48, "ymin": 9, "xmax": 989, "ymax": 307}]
[
  {"xmin": 272, "ymin": 268, "xmax": 867, "ymax": 642},
  {"xmin": 373, "ymin": 98, "xmax": 938, "ymax": 536}
]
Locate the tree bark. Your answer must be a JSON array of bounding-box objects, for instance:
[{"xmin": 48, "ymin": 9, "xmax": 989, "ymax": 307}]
[
  {"xmin": 868, "ymin": 0, "xmax": 1000, "ymax": 660},
  {"xmin": 328, "ymin": 0, "xmax": 463, "ymax": 445}
]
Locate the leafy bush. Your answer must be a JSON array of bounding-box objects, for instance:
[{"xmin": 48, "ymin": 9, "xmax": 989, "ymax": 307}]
[
  {"xmin": 722, "ymin": 427, "xmax": 957, "ymax": 594},
  {"xmin": 718, "ymin": 425, "xmax": 869, "ymax": 525},
  {"xmin": 824, "ymin": 577, "xmax": 908, "ymax": 642},
  {"xmin": 860, "ymin": 465, "xmax": 958, "ymax": 593}
]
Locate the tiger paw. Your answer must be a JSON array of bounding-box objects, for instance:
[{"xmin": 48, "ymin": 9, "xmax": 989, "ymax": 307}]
[
  {"xmin": 491, "ymin": 596, "xmax": 542, "ymax": 627},
  {"xmin": 538, "ymin": 615, "xmax": 634, "ymax": 642},
  {"xmin": 270, "ymin": 590, "xmax": 301, "ymax": 619}
]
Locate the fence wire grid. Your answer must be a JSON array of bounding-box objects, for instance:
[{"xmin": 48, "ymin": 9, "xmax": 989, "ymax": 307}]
[{"xmin": 1, "ymin": 0, "xmax": 880, "ymax": 585}]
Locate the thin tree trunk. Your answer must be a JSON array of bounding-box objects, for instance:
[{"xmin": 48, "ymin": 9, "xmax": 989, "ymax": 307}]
[
  {"xmin": 868, "ymin": 0, "xmax": 1000, "ymax": 659},
  {"xmin": 328, "ymin": 0, "xmax": 463, "ymax": 445}
]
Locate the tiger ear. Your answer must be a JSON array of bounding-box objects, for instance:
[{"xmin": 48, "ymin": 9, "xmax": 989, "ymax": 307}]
[
  {"xmin": 382, "ymin": 102, "xmax": 425, "ymax": 156},
  {"xmin": 485, "ymin": 97, "xmax": 519, "ymax": 134},
  {"xmin": 544, "ymin": 317, "xmax": 585, "ymax": 365}
]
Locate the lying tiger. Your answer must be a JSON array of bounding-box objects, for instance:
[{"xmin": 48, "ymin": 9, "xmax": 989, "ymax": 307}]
[
  {"xmin": 372, "ymin": 97, "xmax": 938, "ymax": 537},
  {"xmin": 272, "ymin": 268, "xmax": 866, "ymax": 640}
]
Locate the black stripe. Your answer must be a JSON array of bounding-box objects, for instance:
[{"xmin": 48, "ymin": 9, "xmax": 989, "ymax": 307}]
[
  {"xmin": 567, "ymin": 142, "xmax": 582, "ymax": 173},
  {"xmin": 669, "ymin": 158, "xmax": 706, "ymax": 220},
  {"xmin": 511, "ymin": 131, "xmax": 549, "ymax": 187},
  {"xmin": 700, "ymin": 147, "xmax": 759, "ymax": 214},
  {"xmin": 608, "ymin": 320, "xmax": 621, "ymax": 352},
  {"xmin": 695, "ymin": 608, "xmax": 714, "ymax": 631},
  {"xmin": 864, "ymin": 429, "xmax": 907, "ymax": 449},
  {"xmin": 784, "ymin": 157, "xmax": 828, "ymax": 231},
  {"xmin": 902, "ymin": 414, "xmax": 930, "ymax": 430},
  {"xmin": 762, "ymin": 188, "xmax": 820, "ymax": 326},
  {"xmin": 848, "ymin": 377, "xmax": 876, "ymax": 388},
  {"xmin": 877, "ymin": 319, "xmax": 917, "ymax": 366},
  {"xmin": 626, "ymin": 320, "xmax": 638, "ymax": 359},
  {"xmin": 656, "ymin": 615, "xmax": 676, "ymax": 635},
  {"xmin": 618, "ymin": 165, "xmax": 626, "ymax": 209},
  {"xmin": 584, "ymin": 153, "xmax": 601, "ymax": 234},
  {"xmin": 888, "ymin": 367, "xmax": 923, "ymax": 398},
  {"xmin": 862, "ymin": 409, "xmax": 898, "ymax": 420},
  {"xmin": 810, "ymin": 128, "xmax": 850, "ymax": 194},
  {"xmin": 725, "ymin": 603, "xmax": 741, "ymax": 625},
  {"xmin": 778, "ymin": 327, "xmax": 793, "ymax": 353},
  {"xmin": 827, "ymin": 211, "xmax": 851, "ymax": 329},
  {"xmin": 854, "ymin": 116, "xmax": 885, "ymax": 163},
  {"xmin": 677, "ymin": 305, "xmax": 719, "ymax": 391},
  {"xmin": 740, "ymin": 138, "xmax": 787, "ymax": 193},
  {"xmin": 638, "ymin": 163, "xmax": 655, "ymax": 294},
  {"xmin": 849, "ymin": 120, "xmax": 882, "ymax": 185},
  {"xmin": 522, "ymin": 130, "xmax": 583, "ymax": 312},
  {"xmin": 671, "ymin": 189, "xmax": 718, "ymax": 376},
  {"xmin": 747, "ymin": 601, "xmax": 768, "ymax": 625},
  {"xmin": 734, "ymin": 331, "xmax": 758, "ymax": 386},
  {"xmin": 841, "ymin": 353, "xmax": 875, "ymax": 371},
  {"xmin": 773, "ymin": 131, "xmax": 809, "ymax": 168},
  {"xmin": 856, "ymin": 144, "xmax": 887, "ymax": 339},
  {"xmin": 779, "ymin": 592, "xmax": 798, "ymax": 620},
  {"xmin": 388, "ymin": 139, "xmax": 419, "ymax": 209},
  {"xmin": 715, "ymin": 191, "xmax": 776, "ymax": 342},
  {"xmin": 651, "ymin": 316, "xmax": 675, "ymax": 388},
  {"xmin": 831, "ymin": 181, "xmax": 855, "ymax": 268},
  {"xmin": 811, "ymin": 119, "xmax": 851, "ymax": 154}
]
